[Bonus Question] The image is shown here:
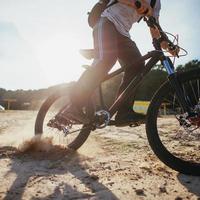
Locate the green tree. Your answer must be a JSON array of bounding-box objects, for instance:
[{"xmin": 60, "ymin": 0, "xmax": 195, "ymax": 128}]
[{"xmin": 176, "ymin": 59, "xmax": 200, "ymax": 72}]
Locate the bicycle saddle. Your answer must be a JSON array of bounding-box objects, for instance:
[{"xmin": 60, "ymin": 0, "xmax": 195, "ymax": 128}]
[{"xmin": 79, "ymin": 49, "xmax": 95, "ymax": 60}]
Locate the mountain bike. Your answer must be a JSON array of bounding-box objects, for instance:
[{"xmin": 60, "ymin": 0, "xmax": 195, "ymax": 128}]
[{"xmin": 35, "ymin": 16, "xmax": 200, "ymax": 176}]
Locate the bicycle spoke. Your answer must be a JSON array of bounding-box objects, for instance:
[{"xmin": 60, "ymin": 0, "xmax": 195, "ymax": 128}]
[
  {"xmin": 189, "ymin": 80, "xmax": 198, "ymax": 103},
  {"xmin": 197, "ymin": 79, "xmax": 200, "ymax": 100},
  {"xmin": 150, "ymin": 75, "xmax": 200, "ymax": 166},
  {"xmin": 182, "ymin": 83, "xmax": 193, "ymax": 107},
  {"xmin": 35, "ymin": 93, "xmax": 93, "ymax": 149}
]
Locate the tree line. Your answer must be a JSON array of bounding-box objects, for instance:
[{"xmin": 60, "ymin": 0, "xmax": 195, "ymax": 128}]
[{"xmin": 0, "ymin": 59, "xmax": 199, "ymax": 110}]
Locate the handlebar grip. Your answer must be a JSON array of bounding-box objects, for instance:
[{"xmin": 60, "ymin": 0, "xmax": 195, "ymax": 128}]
[
  {"xmin": 135, "ymin": 1, "xmax": 141, "ymax": 9},
  {"xmin": 135, "ymin": 1, "xmax": 149, "ymax": 15}
]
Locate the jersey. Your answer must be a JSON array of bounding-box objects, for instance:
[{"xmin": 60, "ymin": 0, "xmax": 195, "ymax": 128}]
[{"xmin": 101, "ymin": 0, "xmax": 161, "ymax": 38}]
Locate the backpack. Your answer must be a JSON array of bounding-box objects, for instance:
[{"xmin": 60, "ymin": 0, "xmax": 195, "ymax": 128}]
[
  {"xmin": 87, "ymin": 0, "xmax": 157, "ymax": 28},
  {"xmin": 87, "ymin": 0, "xmax": 118, "ymax": 28}
]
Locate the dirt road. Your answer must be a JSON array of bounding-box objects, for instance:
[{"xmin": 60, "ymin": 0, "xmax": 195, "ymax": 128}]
[{"xmin": 0, "ymin": 111, "xmax": 199, "ymax": 200}]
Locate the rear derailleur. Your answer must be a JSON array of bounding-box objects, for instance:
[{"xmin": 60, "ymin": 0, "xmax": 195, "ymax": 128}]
[{"xmin": 47, "ymin": 115, "xmax": 74, "ymax": 135}]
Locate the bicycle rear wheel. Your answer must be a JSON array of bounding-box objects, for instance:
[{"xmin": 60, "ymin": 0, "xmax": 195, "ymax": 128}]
[
  {"xmin": 35, "ymin": 90, "xmax": 94, "ymax": 150},
  {"xmin": 146, "ymin": 69, "xmax": 200, "ymax": 175}
]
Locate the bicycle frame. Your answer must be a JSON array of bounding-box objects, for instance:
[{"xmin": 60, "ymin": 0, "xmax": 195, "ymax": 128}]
[
  {"xmin": 97, "ymin": 49, "xmax": 192, "ymax": 119},
  {"xmin": 97, "ymin": 50, "xmax": 162, "ymax": 117}
]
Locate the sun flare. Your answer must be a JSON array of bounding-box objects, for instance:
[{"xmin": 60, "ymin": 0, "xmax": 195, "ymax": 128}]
[{"xmin": 36, "ymin": 33, "xmax": 88, "ymax": 87}]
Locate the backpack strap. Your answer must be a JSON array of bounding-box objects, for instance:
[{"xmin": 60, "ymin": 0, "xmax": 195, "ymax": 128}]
[{"xmin": 150, "ymin": 0, "xmax": 156, "ymax": 9}]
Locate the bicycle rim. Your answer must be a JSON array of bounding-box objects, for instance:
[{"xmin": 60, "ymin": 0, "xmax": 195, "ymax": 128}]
[
  {"xmin": 146, "ymin": 69, "xmax": 200, "ymax": 175},
  {"xmin": 35, "ymin": 92, "xmax": 93, "ymax": 150}
]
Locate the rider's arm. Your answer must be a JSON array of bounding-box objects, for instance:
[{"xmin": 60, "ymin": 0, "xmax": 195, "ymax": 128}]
[
  {"xmin": 148, "ymin": 0, "xmax": 174, "ymax": 53},
  {"xmin": 149, "ymin": 18, "xmax": 179, "ymax": 56},
  {"xmin": 149, "ymin": 17, "xmax": 166, "ymax": 47},
  {"xmin": 149, "ymin": 18, "xmax": 160, "ymax": 39}
]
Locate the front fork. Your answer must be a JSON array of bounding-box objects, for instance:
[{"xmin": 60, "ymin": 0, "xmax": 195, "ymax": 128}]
[{"xmin": 162, "ymin": 57, "xmax": 193, "ymax": 116}]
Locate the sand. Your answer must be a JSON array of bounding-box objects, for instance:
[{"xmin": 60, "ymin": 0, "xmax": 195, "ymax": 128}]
[{"xmin": 0, "ymin": 110, "xmax": 199, "ymax": 200}]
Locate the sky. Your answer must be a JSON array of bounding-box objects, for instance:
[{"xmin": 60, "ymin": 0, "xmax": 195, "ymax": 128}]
[{"xmin": 0, "ymin": 0, "xmax": 200, "ymax": 90}]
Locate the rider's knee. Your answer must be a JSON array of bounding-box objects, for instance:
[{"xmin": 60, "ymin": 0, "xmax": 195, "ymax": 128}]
[{"xmin": 92, "ymin": 56, "xmax": 117, "ymax": 71}]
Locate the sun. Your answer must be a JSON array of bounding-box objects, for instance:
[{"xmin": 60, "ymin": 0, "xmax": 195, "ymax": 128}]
[{"xmin": 36, "ymin": 33, "xmax": 88, "ymax": 87}]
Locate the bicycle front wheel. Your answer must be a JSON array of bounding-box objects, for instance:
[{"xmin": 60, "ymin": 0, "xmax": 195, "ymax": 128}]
[
  {"xmin": 35, "ymin": 90, "xmax": 94, "ymax": 150},
  {"xmin": 146, "ymin": 68, "xmax": 200, "ymax": 175}
]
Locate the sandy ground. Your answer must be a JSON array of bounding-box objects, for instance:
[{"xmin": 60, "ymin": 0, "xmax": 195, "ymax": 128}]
[{"xmin": 0, "ymin": 110, "xmax": 200, "ymax": 200}]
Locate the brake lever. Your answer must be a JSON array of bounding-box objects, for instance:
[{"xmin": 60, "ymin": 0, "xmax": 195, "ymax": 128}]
[{"xmin": 168, "ymin": 42, "xmax": 180, "ymax": 58}]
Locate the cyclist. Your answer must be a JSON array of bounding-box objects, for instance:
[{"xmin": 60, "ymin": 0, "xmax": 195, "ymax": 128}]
[{"xmin": 60, "ymin": 0, "xmax": 179, "ymax": 125}]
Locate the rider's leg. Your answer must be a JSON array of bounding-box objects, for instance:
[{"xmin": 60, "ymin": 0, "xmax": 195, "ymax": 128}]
[
  {"xmin": 115, "ymin": 35, "xmax": 146, "ymax": 123},
  {"xmin": 61, "ymin": 18, "xmax": 119, "ymax": 123},
  {"xmin": 71, "ymin": 18, "xmax": 118, "ymax": 107}
]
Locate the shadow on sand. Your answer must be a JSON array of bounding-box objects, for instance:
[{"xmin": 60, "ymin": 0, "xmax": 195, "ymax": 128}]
[
  {"xmin": 177, "ymin": 173, "xmax": 200, "ymax": 197},
  {"xmin": 0, "ymin": 145, "xmax": 119, "ymax": 200}
]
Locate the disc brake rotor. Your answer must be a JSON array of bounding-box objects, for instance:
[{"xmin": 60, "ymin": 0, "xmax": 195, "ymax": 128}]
[{"xmin": 189, "ymin": 115, "xmax": 200, "ymax": 127}]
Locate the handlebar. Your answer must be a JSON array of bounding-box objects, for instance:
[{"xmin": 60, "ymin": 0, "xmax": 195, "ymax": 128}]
[
  {"xmin": 145, "ymin": 16, "xmax": 188, "ymax": 58},
  {"xmin": 143, "ymin": 16, "xmax": 178, "ymax": 52}
]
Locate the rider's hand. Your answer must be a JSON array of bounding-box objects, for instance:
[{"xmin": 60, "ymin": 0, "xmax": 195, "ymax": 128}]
[
  {"xmin": 135, "ymin": 0, "xmax": 153, "ymax": 16},
  {"xmin": 169, "ymin": 45, "xmax": 180, "ymax": 57},
  {"xmin": 161, "ymin": 41, "xmax": 180, "ymax": 57},
  {"xmin": 118, "ymin": 0, "xmax": 153, "ymax": 16}
]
